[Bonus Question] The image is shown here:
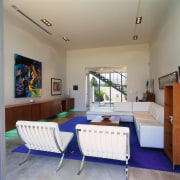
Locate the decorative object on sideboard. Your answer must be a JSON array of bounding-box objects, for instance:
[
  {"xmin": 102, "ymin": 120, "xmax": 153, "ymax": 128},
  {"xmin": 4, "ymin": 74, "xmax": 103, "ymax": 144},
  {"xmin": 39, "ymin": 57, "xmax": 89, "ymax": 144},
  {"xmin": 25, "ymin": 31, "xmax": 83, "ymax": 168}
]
[
  {"xmin": 158, "ymin": 71, "xmax": 178, "ymax": 89},
  {"xmin": 14, "ymin": 54, "xmax": 42, "ymax": 98},
  {"xmin": 146, "ymin": 80, "xmax": 149, "ymax": 92},
  {"xmin": 136, "ymin": 91, "xmax": 138, "ymax": 102},
  {"xmin": 29, "ymin": 99, "xmax": 35, "ymax": 103},
  {"xmin": 51, "ymin": 78, "xmax": 62, "ymax": 95},
  {"xmin": 102, "ymin": 115, "xmax": 111, "ymax": 120},
  {"xmin": 150, "ymin": 79, "xmax": 154, "ymax": 93}
]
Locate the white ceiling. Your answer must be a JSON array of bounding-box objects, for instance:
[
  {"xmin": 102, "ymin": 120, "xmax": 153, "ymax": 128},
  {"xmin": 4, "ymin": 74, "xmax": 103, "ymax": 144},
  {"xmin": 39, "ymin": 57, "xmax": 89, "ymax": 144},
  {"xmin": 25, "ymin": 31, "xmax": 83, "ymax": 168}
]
[{"xmin": 4, "ymin": 0, "xmax": 169, "ymax": 50}]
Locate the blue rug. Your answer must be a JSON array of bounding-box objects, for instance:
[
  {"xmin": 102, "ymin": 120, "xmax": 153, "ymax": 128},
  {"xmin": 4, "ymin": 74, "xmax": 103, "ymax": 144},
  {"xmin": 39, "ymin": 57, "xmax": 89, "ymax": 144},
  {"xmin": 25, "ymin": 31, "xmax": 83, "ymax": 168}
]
[{"xmin": 12, "ymin": 116, "xmax": 180, "ymax": 173}]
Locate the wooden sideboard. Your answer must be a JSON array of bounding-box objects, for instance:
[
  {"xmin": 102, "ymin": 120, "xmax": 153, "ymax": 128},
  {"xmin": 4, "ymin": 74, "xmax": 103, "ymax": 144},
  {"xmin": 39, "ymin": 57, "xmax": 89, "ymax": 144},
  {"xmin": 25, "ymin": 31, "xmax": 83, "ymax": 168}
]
[
  {"xmin": 145, "ymin": 92, "xmax": 155, "ymax": 102},
  {"xmin": 5, "ymin": 98, "xmax": 74, "ymax": 131},
  {"xmin": 139, "ymin": 92, "xmax": 155, "ymax": 102}
]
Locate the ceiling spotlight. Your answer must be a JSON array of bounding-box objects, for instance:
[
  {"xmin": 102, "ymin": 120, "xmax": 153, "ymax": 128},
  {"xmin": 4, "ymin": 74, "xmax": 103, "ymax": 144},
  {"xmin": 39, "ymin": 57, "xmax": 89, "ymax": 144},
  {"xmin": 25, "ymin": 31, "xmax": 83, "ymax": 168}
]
[
  {"xmin": 41, "ymin": 19, "xmax": 52, "ymax": 26},
  {"xmin": 136, "ymin": 16, "xmax": 142, "ymax": 24},
  {"xmin": 62, "ymin": 36, "xmax": 70, "ymax": 42},
  {"xmin": 133, "ymin": 35, "xmax": 138, "ymax": 40}
]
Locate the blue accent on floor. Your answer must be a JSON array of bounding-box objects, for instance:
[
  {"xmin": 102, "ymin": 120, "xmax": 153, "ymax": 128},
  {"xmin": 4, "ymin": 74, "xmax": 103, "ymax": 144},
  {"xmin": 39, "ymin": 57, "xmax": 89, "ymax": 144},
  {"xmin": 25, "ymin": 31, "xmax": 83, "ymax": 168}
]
[{"xmin": 12, "ymin": 116, "xmax": 180, "ymax": 173}]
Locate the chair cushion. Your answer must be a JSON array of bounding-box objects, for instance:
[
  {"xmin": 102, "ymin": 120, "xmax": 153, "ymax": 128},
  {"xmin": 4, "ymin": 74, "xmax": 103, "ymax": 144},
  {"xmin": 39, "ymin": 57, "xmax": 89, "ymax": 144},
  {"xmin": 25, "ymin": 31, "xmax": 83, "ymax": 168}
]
[
  {"xmin": 76, "ymin": 124, "xmax": 130, "ymax": 161},
  {"xmin": 16, "ymin": 121, "xmax": 74, "ymax": 153},
  {"xmin": 59, "ymin": 131, "xmax": 74, "ymax": 151}
]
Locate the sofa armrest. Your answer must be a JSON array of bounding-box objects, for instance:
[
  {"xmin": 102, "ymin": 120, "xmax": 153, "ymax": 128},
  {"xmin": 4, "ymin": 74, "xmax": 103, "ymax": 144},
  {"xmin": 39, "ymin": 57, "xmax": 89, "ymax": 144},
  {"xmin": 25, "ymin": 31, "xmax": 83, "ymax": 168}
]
[{"xmin": 139, "ymin": 123, "xmax": 164, "ymax": 148}]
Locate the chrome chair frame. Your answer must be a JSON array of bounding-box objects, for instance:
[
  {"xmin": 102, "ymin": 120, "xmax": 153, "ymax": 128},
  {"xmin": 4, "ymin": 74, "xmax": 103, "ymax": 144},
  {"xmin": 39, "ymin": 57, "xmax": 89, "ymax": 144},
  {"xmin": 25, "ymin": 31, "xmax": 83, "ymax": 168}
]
[
  {"xmin": 76, "ymin": 125, "xmax": 130, "ymax": 179},
  {"xmin": 16, "ymin": 121, "xmax": 73, "ymax": 173}
]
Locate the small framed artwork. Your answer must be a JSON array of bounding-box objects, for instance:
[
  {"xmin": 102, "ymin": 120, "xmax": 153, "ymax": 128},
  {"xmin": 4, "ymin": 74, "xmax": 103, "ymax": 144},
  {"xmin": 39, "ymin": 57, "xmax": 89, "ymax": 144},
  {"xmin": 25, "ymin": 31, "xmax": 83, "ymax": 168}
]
[
  {"xmin": 73, "ymin": 85, "xmax": 78, "ymax": 91},
  {"xmin": 51, "ymin": 78, "xmax": 62, "ymax": 95}
]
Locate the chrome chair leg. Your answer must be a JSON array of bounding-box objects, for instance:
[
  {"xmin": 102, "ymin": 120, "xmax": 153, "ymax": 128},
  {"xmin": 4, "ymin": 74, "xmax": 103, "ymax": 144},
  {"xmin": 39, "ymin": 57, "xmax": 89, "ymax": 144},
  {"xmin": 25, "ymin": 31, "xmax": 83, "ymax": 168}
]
[
  {"xmin": 19, "ymin": 149, "xmax": 31, "ymax": 166},
  {"xmin": 56, "ymin": 153, "xmax": 65, "ymax": 173},
  {"xmin": 125, "ymin": 155, "xmax": 128, "ymax": 180},
  {"xmin": 77, "ymin": 155, "xmax": 85, "ymax": 175}
]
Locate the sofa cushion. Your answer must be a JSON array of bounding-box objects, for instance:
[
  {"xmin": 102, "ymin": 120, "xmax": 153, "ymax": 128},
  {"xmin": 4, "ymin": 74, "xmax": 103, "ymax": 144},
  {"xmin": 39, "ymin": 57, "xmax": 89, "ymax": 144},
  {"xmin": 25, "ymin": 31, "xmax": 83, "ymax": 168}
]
[
  {"xmin": 113, "ymin": 102, "xmax": 133, "ymax": 112},
  {"xmin": 133, "ymin": 112, "xmax": 155, "ymax": 121},
  {"xmin": 135, "ymin": 117, "xmax": 160, "ymax": 125},
  {"xmin": 133, "ymin": 102, "xmax": 151, "ymax": 112},
  {"xmin": 134, "ymin": 116, "xmax": 160, "ymax": 134},
  {"xmin": 110, "ymin": 111, "xmax": 133, "ymax": 116},
  {"xmin": 149, "ymin": 103, "xmax": 164, "ymax": 124}
]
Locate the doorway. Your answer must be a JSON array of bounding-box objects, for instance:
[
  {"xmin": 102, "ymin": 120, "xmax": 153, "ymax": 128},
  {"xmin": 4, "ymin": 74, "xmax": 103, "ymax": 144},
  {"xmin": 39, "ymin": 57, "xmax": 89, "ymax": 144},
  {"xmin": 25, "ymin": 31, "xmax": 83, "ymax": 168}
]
[{"xmin": 86, "ymin": 67, "xmax": 127, "ymax": 110}]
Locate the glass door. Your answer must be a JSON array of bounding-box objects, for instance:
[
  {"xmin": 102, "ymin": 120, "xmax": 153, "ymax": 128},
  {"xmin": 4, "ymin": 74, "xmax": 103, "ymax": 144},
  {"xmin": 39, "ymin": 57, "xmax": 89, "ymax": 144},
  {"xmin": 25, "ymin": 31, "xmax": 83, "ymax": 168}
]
[{"xmin": 87, "ymin": 70, "xmax": 127, "ymax": 109}]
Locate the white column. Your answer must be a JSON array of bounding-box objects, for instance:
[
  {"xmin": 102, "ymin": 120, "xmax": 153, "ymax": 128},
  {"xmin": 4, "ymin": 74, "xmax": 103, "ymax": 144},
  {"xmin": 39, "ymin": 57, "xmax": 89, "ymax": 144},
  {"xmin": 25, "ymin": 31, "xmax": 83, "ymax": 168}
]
[{"xmin": 0, "ymin": 0, "xmax": 6, "ymax": 179}]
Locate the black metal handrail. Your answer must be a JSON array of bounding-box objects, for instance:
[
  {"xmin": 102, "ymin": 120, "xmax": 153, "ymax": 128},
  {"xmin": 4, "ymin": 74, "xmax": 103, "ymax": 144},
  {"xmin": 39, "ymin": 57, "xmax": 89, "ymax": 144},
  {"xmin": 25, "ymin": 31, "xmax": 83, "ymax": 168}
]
[{"xmin": 90, "ymin": 71, "xmax": 127, "ymax": 96}]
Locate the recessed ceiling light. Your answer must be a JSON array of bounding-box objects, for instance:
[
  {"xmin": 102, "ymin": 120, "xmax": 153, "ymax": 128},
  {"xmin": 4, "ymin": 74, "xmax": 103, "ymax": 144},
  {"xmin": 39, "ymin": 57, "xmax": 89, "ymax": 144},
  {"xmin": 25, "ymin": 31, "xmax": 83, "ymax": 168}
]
[
  {"xmin": 136, "ymin": 16, "xmax": 142, "ymax": 24},
  {"xmin": 62, "ymin": 36, "xmax": 70, "ymax": 42},
  {"xmin": 41, "ymin": 19, "xmax": 52, "ymax": 26},
  {"xmin": 133, "ymin": 35, "xmax": 138, "ymax": 40}
]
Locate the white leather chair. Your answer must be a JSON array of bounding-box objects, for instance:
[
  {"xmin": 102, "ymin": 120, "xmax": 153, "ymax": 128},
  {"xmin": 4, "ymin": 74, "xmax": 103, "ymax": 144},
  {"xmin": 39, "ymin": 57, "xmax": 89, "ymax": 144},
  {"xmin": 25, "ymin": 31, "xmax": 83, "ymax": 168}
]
[
  {"xmin": 76, "ymin": 124, "xmax": 130, "ymax": 179},
  {"xmin": 16, "ymin": 121, "xmax": 74, "ymax": 172}
]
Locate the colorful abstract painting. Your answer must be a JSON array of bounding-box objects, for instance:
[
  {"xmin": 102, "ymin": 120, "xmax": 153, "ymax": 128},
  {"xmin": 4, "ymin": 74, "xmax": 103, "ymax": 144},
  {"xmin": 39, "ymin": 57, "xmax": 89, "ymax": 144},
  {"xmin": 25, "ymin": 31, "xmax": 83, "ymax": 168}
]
[{"xmin": 14, "ymin": 54, "xmax": 42, "ymax": 98}]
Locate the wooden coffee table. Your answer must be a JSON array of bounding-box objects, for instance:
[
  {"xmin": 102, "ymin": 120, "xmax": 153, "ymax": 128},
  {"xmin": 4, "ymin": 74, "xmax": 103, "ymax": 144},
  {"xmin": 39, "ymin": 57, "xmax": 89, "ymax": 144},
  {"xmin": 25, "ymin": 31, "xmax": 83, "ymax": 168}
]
[{"xmin": 90, "ymin": 116, "xmax": 120, "ymax": 126}]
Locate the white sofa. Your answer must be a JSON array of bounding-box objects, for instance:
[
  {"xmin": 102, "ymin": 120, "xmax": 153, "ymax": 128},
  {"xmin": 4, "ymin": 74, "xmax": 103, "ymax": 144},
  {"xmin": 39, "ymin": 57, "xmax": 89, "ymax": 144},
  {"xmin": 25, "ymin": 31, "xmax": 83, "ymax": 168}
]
[
  {"xmin": 87, "ymin": 102, "xmax": 134, "ymax": 122},
  {"xmin": 87, "ymin": 102, "xmax": 164, "ymax": 149}
]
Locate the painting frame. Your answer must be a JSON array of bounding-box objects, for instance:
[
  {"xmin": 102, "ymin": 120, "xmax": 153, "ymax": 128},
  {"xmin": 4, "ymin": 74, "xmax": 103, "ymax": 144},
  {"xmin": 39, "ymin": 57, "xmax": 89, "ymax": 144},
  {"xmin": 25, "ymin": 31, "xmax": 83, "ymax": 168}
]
[
  {"xmin": 14, "ymin": 54, "xmax": 42, "ymax": 98},
  {"xmin": 51, "ymin": 78, "xmax": 62, "ymax": 96},
  {"xmin": 158, "ymin": 71, "xmax": 178, "ymax": 89}
]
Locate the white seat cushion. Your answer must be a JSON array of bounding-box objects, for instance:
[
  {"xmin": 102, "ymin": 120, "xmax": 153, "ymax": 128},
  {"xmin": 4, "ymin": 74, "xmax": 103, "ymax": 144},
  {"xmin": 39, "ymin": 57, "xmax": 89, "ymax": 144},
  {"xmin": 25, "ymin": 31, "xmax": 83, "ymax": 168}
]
[
  {"xmin": 133, "ymin": 102, "xmax": 151, "ymax": 112},
  {"xmin": 113, "ymin": 102, "xmax": 133, "ymax": 112},
  {"xmin": 135, "ymin": 118, "xmax": 160, "ymax": 126},
  {"xmin": 109, "ymin": 111, "xmax": 133, "ymax": 116},
  {"xmin": 149, "ymin": 103, "xmax": 164, "ymax": 124},
  {"xmin": 87, "ymin": 111, "xmax": 113, "ymax": 115},
  {"xmin": 133, "ymin": 112, "xmax": 155, "ymax": 121}
]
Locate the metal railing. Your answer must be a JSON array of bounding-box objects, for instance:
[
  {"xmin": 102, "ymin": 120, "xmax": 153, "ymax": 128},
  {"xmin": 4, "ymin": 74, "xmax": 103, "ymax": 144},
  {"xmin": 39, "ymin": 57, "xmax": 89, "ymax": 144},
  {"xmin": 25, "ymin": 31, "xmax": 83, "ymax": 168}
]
[{"xmin": 90, "ymin": 71, "xmax": 127, "ymax": 96}]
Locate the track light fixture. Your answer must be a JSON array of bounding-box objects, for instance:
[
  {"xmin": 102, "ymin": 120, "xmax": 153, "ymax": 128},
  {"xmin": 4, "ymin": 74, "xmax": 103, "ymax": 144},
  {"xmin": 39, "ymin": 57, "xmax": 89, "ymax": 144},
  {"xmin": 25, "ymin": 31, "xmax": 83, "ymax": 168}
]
[
  {"xmin": 62, "ymin": 36, "xmax": 70, "ymax": 42},
  {"xmin": 133, "ymin": 35, "xmax": 138, "ymax": 40},
  {"xmin": 11, "ymin": 5, "xmax": 52, "ymax": 35},
  {"xmin": 133, "ymin": 0, "xmax": 142, "ymax": 41},
  {"xmin": 41, "ymin": 19, "xmax": 52, "ymax": 26},
  {"xmin": 136, "ymin": 16, "xmax": 142, "ymax": 24}
]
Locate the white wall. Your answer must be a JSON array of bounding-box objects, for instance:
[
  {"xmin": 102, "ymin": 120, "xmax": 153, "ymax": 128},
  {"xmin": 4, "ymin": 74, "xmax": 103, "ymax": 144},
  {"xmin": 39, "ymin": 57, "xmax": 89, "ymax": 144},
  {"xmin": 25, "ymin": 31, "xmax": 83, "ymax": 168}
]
[
  {"xmin": 4, "ymin": 10, "xmax": 66, "ymax": 105},
  {"xmin": 67, "ymin": 44, "xmax": 150, "ymax": 111},
  {"xmin": 0, "ymin": 1, "xmax": 6, "ymax": 179},
  {"xmin": 150, "ymin": 0, "xmax": 180, "ymax": 105}
]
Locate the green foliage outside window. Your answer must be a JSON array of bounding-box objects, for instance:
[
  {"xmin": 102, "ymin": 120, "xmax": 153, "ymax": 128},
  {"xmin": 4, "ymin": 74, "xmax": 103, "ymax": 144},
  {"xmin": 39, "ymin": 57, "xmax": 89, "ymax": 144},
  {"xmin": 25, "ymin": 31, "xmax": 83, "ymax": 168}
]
[
  {"xmin": 103, "ymin": 83, "xmax": 110, "ymax": 87},
  {"xmin": 95, "ymin": 89, "xmax": 109, "ymax": 101},
  {"xmin": 95, "ymin": 89, "xmax": 104, "ymax": 101},
  {"xmin": 90, "ymin": 77, "xmax": 98, "ymax": 87}
]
